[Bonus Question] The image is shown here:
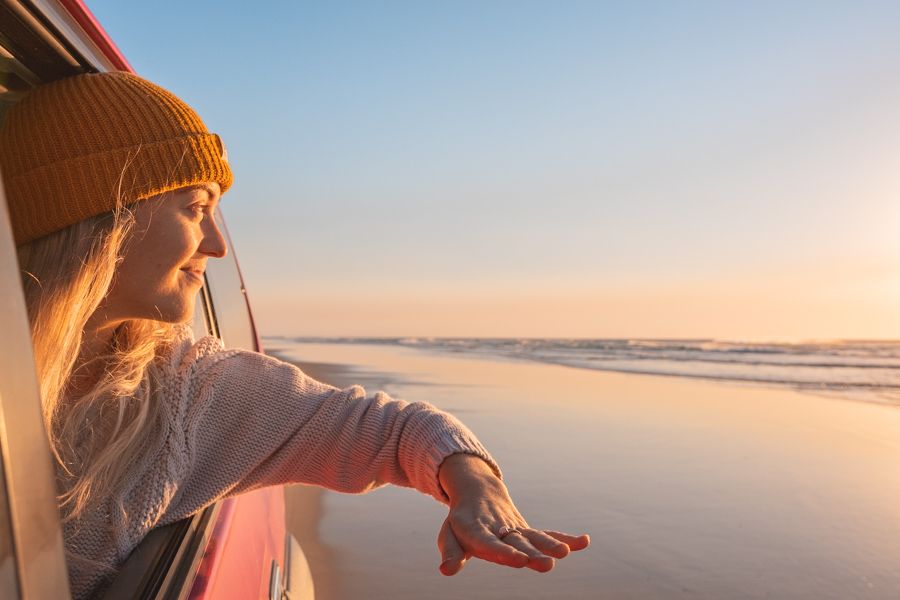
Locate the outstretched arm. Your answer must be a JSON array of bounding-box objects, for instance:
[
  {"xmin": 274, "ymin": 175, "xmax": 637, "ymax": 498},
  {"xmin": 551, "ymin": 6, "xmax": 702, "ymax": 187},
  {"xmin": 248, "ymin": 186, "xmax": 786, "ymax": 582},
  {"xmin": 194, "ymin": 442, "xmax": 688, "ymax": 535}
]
[
  {"xmin": 161, "ymin": 340, "xmax": 502, "ymax": 523},
  {"xmin": 437, "ymin": 453, "xmax": 590, "ymax": 575}
]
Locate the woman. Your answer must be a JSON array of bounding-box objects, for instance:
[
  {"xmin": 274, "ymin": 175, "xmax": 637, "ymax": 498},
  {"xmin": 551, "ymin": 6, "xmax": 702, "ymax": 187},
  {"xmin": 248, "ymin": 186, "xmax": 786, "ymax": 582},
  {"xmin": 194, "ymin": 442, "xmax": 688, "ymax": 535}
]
[{"xmin": 1, "ymin": 71, "xmax": 588, "ymax": 599}]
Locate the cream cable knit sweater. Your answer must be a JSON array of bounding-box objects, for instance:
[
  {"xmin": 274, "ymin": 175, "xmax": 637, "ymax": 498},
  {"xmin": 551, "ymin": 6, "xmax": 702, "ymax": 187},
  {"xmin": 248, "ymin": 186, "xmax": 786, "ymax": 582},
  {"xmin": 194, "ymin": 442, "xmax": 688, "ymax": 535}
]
[{"xmin": 64, "ymin": 327, "xmax": 500, "ymax": 599}]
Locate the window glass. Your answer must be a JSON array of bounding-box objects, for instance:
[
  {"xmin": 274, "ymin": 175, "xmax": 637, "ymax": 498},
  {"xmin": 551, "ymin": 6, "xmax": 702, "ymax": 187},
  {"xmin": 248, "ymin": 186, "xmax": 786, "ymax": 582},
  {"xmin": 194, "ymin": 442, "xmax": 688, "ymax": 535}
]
[
  {"xmin": 203, "ymin": 208, "xmax": 257, "ymax": 351},
  {"xmin": 190, "ymin": 289, "xmax": 213, "ymax": 338}
]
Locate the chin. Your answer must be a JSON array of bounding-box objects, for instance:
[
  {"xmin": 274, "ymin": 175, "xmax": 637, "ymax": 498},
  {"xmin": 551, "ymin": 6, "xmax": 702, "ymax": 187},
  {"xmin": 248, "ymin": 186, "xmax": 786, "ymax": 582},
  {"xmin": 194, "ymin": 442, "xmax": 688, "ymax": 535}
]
[{"xmin": 144, "ymin": 293, "xmax": 198, "ymax": 324}]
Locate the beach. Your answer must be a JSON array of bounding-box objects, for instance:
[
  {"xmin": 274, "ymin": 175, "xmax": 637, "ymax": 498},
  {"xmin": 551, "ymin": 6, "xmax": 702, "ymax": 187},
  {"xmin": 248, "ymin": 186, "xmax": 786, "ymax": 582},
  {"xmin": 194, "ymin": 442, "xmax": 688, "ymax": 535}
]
[{"xmin": 271, "ymin": 341, "xmax": 900, "ymax": 600}]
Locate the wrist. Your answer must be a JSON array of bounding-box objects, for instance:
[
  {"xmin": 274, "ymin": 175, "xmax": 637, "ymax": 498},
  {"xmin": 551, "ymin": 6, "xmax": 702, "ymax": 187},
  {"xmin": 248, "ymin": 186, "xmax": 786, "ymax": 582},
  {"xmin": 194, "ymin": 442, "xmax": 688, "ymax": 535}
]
[{"xmin": 438, "ymin": 453, "xmax": 504, "ymax": 504}]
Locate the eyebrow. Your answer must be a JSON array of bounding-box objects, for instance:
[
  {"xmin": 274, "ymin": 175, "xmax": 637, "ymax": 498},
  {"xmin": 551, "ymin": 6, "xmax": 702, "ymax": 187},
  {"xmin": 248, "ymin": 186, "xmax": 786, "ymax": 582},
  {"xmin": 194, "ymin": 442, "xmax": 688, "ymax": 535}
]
[{"xmin": 190, "ymin": 183, "xmax": 220, "ymax": 202}]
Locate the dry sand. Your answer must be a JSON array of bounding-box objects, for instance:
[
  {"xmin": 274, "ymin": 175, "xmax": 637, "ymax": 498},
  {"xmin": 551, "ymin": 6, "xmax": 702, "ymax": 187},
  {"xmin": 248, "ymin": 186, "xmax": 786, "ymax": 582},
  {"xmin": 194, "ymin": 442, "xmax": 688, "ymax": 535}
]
[{"xmin": 271, "ymin": 342, "xmax": 900, "ymax": 600}]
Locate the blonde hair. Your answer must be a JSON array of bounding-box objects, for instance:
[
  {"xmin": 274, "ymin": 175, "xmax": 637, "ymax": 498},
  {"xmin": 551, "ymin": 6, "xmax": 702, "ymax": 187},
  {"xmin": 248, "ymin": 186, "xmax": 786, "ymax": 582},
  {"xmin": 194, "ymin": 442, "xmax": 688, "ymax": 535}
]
[{"xmin": 17, "ymin": 203, "xmax": 179, "ymax": 524}]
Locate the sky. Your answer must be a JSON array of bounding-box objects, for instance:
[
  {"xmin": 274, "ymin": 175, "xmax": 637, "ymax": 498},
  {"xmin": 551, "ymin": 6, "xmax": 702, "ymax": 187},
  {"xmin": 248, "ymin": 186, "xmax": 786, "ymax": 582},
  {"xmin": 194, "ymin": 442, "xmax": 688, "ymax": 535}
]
[{"xmin": 86, "ymin": 1, "xmax": 900, "ymax": 339}]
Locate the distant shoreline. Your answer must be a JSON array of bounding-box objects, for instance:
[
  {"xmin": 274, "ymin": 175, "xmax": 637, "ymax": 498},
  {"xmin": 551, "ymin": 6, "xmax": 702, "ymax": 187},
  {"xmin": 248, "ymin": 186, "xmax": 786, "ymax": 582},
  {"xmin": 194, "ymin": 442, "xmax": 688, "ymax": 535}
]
[{"xmin": 264, "ymin": 337, "xmax": 900, "ymax": 407}]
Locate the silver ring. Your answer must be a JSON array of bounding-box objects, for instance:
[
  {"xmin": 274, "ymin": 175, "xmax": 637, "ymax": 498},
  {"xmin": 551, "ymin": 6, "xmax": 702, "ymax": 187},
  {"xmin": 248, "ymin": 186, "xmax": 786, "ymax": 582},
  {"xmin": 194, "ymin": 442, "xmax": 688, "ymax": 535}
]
[{"xmin": 497, "ymin": 525, "xmax": 523, "ymax": 539}]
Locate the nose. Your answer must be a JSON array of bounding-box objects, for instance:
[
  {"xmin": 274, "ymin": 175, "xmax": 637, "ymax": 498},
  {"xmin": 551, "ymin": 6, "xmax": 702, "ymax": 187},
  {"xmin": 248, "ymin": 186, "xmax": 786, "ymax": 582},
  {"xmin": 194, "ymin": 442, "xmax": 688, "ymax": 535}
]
[{"xmin": 198, "ymin": 213, "xmax": 228, "ymax": 259}]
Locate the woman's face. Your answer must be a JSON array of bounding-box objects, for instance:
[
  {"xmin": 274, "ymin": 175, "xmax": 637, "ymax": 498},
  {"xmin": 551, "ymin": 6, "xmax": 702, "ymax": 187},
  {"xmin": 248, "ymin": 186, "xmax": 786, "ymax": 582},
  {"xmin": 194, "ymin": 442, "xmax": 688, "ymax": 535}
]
[{"xmin": 98, "ymin": 183, "xmax": 226, "ymax": 326}]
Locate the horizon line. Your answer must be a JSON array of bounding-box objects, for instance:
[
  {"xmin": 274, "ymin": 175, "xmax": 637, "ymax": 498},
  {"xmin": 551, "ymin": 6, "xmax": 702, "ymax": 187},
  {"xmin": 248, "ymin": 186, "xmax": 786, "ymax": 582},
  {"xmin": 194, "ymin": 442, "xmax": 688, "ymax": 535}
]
[{"xmin": 260, "ymin": 334, "xmax": 900, "ymax": 344}]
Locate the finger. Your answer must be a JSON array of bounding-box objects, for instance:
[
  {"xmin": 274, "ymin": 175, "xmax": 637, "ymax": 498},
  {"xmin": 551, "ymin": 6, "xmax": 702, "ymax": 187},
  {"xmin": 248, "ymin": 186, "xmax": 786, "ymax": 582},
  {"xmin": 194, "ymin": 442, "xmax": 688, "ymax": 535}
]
[
  {"xmin": 502, "ymin": 532, "xmax": 555, "ymax": 573},
  {"xmin": 544, "ymin": 530, "xmax": 591, "ymax": 551},
  {"xmin": 462, "ymin": 526, "xmax": 530, "ymax": 568},
  {"xmin": 522, "ymin": 529, "xmax": 571, "ymax": 559},
  {"xmin": 437, "ymin": 519, "xmax": 467, "ymax": 576}
]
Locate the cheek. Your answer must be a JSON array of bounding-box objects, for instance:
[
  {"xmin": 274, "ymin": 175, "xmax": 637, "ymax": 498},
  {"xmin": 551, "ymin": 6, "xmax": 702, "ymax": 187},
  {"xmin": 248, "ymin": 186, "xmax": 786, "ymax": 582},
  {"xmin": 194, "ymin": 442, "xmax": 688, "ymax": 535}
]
[
  {"xmin": 112, "ymin": 254, "xmax": 165, "ymax": 301},
  {"xmin": 117, "ymin": 225, "xmax": 199, "ymax": 290}
]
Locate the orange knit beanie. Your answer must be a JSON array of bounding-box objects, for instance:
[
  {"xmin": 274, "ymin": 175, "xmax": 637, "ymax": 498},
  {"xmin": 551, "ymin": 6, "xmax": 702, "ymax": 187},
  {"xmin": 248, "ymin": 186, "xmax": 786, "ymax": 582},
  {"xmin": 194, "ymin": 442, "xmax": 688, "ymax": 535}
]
[{"xmin": 0, "ymin": 71, "xmax": 233, "ymax": 245}]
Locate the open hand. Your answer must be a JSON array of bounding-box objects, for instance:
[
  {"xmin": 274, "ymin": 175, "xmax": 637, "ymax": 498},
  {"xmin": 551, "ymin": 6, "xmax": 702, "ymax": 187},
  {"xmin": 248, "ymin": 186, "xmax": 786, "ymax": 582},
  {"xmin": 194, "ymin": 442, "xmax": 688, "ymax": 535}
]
[{"xmin": 436, "ymin": 453, "xmax": 590, "ymax": 575}]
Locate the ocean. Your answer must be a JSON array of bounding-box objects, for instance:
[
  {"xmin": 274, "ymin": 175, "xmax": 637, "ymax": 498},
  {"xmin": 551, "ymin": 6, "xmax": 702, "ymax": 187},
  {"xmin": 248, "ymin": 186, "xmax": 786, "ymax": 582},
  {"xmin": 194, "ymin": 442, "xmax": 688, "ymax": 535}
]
[{"xmin": 265, "ymin": 337, "xmax": 900, "ymax": 406}]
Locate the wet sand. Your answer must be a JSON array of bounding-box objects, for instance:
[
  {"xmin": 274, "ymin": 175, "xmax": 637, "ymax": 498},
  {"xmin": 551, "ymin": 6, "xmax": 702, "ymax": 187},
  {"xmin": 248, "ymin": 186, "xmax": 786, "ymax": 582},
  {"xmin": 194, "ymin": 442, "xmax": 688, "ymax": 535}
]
[{"xmin": 272, "ymin": 342, "xmax": 900, "ymax": 600}]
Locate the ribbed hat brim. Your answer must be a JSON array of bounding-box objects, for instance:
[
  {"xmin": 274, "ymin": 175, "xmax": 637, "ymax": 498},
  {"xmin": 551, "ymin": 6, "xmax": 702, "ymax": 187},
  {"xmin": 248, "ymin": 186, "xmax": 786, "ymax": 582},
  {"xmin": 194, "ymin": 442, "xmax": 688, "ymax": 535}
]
[{"xmin": 7, "ymin": 133, "xmax": 232, "ymax": 244}]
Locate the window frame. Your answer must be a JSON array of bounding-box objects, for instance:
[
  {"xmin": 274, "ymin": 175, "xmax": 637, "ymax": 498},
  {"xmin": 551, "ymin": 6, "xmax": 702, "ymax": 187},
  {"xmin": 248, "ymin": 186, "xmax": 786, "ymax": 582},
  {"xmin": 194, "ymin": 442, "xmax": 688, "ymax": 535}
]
[{"xmin": 0, "ymin": 127, "xmax": 70, "ymax": 599}]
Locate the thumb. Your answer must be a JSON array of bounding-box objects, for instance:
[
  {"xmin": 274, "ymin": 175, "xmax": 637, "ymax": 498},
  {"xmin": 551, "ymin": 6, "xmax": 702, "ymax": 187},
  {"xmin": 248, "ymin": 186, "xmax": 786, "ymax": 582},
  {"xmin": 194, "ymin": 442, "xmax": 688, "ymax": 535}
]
[{"xmin": 437, "ymin": 517, "xmax": 467, "ymax": 576}]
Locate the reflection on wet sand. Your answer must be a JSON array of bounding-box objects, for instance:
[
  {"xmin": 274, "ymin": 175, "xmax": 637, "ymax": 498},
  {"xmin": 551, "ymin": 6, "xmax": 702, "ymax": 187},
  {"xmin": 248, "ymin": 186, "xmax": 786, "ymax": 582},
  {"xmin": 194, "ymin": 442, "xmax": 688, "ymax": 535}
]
[{"xmin": 275, "ymin": 342, "xmax": 900, "ymax": 600}]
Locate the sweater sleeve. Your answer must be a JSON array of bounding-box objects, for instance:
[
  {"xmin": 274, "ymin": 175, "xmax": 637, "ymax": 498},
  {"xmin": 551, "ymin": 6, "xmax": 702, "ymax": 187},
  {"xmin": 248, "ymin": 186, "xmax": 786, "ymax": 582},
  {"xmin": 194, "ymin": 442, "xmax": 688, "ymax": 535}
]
[{"xmin": 163, "ymin": 337, "xmax": 500, "ymax": 522}]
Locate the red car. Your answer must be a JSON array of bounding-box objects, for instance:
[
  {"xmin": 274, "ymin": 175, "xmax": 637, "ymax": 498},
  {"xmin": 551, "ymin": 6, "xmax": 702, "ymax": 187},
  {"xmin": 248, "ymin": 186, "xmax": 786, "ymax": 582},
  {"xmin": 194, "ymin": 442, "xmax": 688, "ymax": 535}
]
[{"xmin": 0, "ymin": 1, "xmax": 313, "ymax": 598}]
